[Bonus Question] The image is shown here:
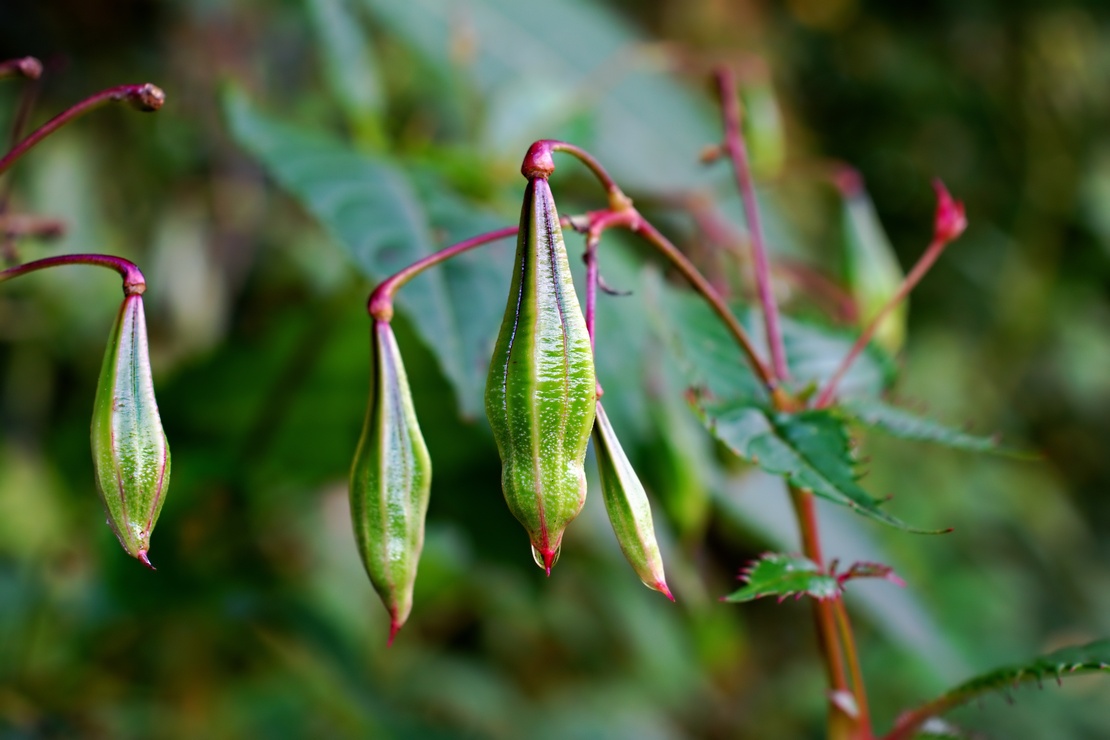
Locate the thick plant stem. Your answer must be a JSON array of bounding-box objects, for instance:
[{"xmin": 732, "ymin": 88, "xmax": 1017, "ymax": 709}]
[
  {"xmin": 0, "ymin": 253, "xmax": 145, "ymax": 295},
  {"xmin": 0, "ymin": 83, "xmax": 165, "ymax": 177},
  {"xmin": 367, "ymin": 226, "xmax": 518, "ymax": 320},
  {"xmin": 789, "ymin": 485, "xmax": 869, "ymax": 740},
  {"xmin": 715, "ymin": 67, "xmax": 790, "ymax": 382}
]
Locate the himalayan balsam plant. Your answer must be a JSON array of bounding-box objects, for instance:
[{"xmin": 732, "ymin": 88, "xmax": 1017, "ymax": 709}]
[{"xmin": 3, "ymin": 50, "xmax": 1107, "ymax": 740}]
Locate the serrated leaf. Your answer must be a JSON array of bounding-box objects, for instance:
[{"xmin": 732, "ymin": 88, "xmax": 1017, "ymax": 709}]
[
  {"xmin": 224, "ymin": 89, "xmax": 512, "ymax": 417},
  {"xmin": 888, "ymin": 639, "xmax": 1110, "ymax": 740},
  {"xmin": 698, "ymin": 402, "xmax": 937, "ymax": 532},
  {"xmin": 723, "ymin": 552, "xmax": 839, "ymax": 603},
  {"xmin": 841, "ymin": 398, "xmax": 1028, "ymax": 457}
]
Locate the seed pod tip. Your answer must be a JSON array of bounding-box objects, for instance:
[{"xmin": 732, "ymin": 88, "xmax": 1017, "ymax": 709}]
[{"xmin": 137, "ymin": 550, "xmax": 156, "ymax": 571}]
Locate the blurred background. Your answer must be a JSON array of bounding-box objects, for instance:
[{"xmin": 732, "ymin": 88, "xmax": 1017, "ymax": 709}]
[{"xmin": 1, "ymin": 0, "xmax": 1109, "ymax": 737}]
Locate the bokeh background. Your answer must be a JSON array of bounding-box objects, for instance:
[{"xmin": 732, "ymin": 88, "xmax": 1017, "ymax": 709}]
[{"xmin": 2, "ymin": 0, "xmax": 1110, "ymax": 737}]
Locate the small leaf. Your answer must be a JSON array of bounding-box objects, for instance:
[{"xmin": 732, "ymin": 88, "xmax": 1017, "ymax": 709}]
[
  {"xmin": 723, "ymin": 552, "xmax": 839, "ymax": 603},
  {"xmin": 841, "ymin": 398, "xmax": 1029, "ymax": 457},
  {"xmin": 889, "ymin": 639, "xmax": 1110, "ymax": 740},
  {"xmin": 697, "ymin": 401, "xmax": 939, "ymax": 532},
  {"xmin": 835, "ymin": 560, "xmax": 905, "ymax": 588}
]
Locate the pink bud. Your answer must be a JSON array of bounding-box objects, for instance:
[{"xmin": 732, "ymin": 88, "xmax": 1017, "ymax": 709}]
[{"xmin": 932, "ymin": 179, "xmax": 967, "ymax": 243}]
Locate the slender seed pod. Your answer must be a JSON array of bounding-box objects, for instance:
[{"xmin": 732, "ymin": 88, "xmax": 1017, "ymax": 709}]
[
  {"xmin": 593, "ymin": 403, "xmax": 672, "ymax": 600},
  {"xmin": 485, "ymin": 175, "xmax": 596, "ymax": 574},
  {"xmin": 90, "ymin": 291, "xmax": 171, "ymax": 569},
  {"xmin": 350, "ymin": 319, "xmax": 432, "ymax": 644}
]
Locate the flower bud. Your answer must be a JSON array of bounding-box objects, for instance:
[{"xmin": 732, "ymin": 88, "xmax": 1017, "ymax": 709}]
[
  {"xmin": 90, "ymin": 292, "xmax": 170, "ymax": 568},
  {"xmin": 349, "ymin": 320, "xmax": 432, "ymax": 644},
  {"xmin": 485, "ymin": 176, "xmax": 596, "ymax": 574},
  {"xmin": 593, "ymin": 403, "xmax": 672, "ymax": 599}
]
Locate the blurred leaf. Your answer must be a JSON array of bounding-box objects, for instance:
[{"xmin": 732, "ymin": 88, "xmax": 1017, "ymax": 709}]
[
  {"xmin": 359, "ymin": 0, "xmax": 720, "ymax": 191},
  {"xmin": 306, "ymin": 0, "xmax": 384, "ymax": 141},
  {"xmin": 647, "ymin": 273, "xmax": 894, "ymax": 403},
  {"xmin": 842, "ymin": 185, "xmax": 907, "ymax": 355},
  {"xmin": 891, "ymin": 639, "xmax": 1110, "ymax": 738},
  {"xmin": 723, "ymin": 552, "xmax": 839, "ymax": 603},
  {"xmin": 224, "ymin": 89, "xmax": 512, "ymax": 417},
  {"xmin": 697, "ymin": 402, "xmax": 932, "ymax": 531},
  {"xmin": 841, "ymin": 398, "xmax": 1025, "ymax": 456}
]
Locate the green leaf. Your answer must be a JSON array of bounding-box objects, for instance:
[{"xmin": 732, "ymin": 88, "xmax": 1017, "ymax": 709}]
[
  {"xmin": 224, "ymin": 88, "xmax": 512, "ymax": 418},
  {"xmin": 890, "ymin": 640, "xmax": 1110, "ymax": 739},
  {"xmin": 841, "ymin": 398, "xmax": 1027, "ymax": 457},
  {"xmin": 358, "ymin": 0, "xmax": 719, "ymax": 192},
  {"xmin": 842, "ymin": 185, "xmax": 907, "ymax": 354},
  {"xmin": 306, "ymin": 0, "xmax": 384, "ymax": 135},
  {"xmin": 698, "ymin": 402, "xmax": 937, "ymax": 532},
  {"xmin": 722, "ymin": 552, "xmax": 839, "ymax": 603},
  {"xmin": 647, "ymin": 274, "xmax": 895, "ymax": 404}
]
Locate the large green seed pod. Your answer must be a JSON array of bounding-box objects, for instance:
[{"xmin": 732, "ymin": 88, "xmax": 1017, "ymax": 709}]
[
  {"xmin": 485, "ymin": 176, "xmax": 596, "ymax": 574},
  {"xmin": 593, "ymin": 402, "xmax": 672, "ymax": 600},
  {"xmin": 91, "ymin": 292, "xmax": 171, "ymax": 568},
  {"xmin": 350, "ymin": 319, "xmax": 432, "ymax": 644}
]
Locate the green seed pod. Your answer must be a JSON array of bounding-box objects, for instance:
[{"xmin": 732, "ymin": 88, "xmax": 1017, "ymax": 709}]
[
  {"xmin": 485, "ymin": 176, "xmax": 596, "ymax": 574},
  {"xmin": 842, "ymin": 176, "xmax": 906, "ymax": 355},
  {"xmin": 593, "ymin": 403, "xmax": 672, "ymax": 600},
  {"xmin": 90, "ymin": 292, "xmax": 171, "ymax": 568},
  {"xmin": 350, "ymin": 319, "xmax": 432, "ymax": 643}
]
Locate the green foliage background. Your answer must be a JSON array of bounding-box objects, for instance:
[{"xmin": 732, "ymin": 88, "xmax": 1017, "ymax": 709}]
[{"xmin": 2, "ymin": 0, "xmax": 1110, "ymax": 737}]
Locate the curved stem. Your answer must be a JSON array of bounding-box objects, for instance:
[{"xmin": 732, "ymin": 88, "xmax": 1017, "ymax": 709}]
[
  {"xmin": 0, "ymin": 83, "xmax": 165, "ymax": 177},
  {"xmin": 715, "ymin": 67, "xmax": 789, "ymax": 381},
  {"xmin": 0, "ymin": 253, "xmax": 145, "ymax": 295},
  {"xmin": 522, "ymin": 139, "xmax": 631, "ymax": 211},
  {"xmin": 367, "ymin": 226, "xmax": 518, "ymax": 320}
]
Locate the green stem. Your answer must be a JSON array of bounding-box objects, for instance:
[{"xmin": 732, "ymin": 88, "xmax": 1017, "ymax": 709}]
[
  {"xmin": 367, "ymin": 226, "xmax": 518, "ymax": 320},
  {"xmin": 0, "ymin": 253, "xmax": 145, "ymax": 295},
  {"xmin": 0, "ymin": 83, "xmax": 164, "ymax": 177}
]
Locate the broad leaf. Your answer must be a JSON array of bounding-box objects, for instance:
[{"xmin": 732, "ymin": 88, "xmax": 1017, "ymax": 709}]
[
  {"xmin": 723, "ymin": 553, "xmax": 838, "ymax": 603},
  {"xmin": 698, "ymin": 402, "xmax": 937, "ymax": 532},
  {"xmin": 842, "ymin": 185, "xmax": 906, "ymax": 354},
  {"xmin": 888, "ymin": 639, "xmax": 1110, "ymax": 740},
  {"xmin": 224, "ymin": 89, "xmax": 512, "ymax": 417},
  {"xmin": 306, "ymin": 0, "xmax": 384, "ymax": 129},
  {"xmin": 842, "ymin": 398, "xmax": 1025, "ymax": 456}
]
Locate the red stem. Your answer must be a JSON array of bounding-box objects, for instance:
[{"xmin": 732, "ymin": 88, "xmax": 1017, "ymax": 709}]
[
  {"xmin": 0, "ymin": 83, "xmax": 165, "ymax": 177},
  {"xmin": 813, "ymin": 236, "xmax": 948, "ymax": 409},
  {"xmin": 715, "ymin": 67, "xmax": 790, "ymax": 381},
  {"xmin": 368, "ymin": 226, "xmax": 518, "ymax": 320},
  {"xmin": 0, "ymin": 253, "xmax": 146, "ymax": 295},
  {"xmin": 523, "ymin": 139, "xmax": 632, "ymax": 212}
]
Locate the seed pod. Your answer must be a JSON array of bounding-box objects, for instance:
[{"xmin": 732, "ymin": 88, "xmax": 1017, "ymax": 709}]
[
  {"xmin": 593, "ymin": 403, "xmax": 672, "ymax": 600},
  {"xmin": 485, "ymin": 176, "xmax": 596, "ymax": 574},
  {"xmin": 350, "ymin": 319, "xmax": 431, "ymax": 643},
  {"xmin": 90, "ymin": 291, "xmax": 170, "ymax": 568},
  {"xmin": 841, "ymin": 174, "xmax": 906, "ymax": 355}
]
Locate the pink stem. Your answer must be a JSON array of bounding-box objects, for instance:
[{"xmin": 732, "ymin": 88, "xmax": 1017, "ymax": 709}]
[
  {"xmin": 715, "ymin": 67, "xmax": 790, "ymax": 382},
  {"xmin": 0, "ymin": 83, "xmax": 165, "ymax": 177},
  {"xmin": 368, "ymin": 226, "xmax": 518, "ymax": 320},
  {"xmin": 0, "ymin": 253, "xmax": 146, "ymax": 295}
]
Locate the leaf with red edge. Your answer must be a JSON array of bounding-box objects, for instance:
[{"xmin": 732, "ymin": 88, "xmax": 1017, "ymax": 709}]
[{"xmin": 723, "ymin": 553, "xmax": 840, "ymax": 603}]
